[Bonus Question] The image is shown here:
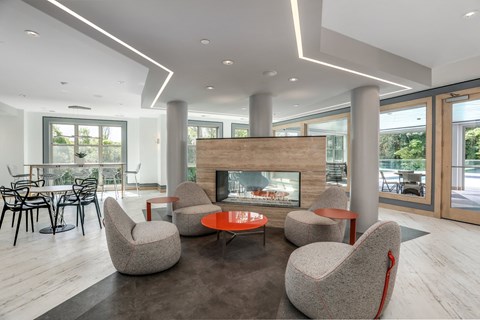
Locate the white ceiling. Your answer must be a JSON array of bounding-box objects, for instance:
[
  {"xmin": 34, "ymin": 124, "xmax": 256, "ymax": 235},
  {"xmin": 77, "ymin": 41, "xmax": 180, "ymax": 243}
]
[{"xmin": 0, "ymin": 0, "xmax": 479, "ymax": 121}]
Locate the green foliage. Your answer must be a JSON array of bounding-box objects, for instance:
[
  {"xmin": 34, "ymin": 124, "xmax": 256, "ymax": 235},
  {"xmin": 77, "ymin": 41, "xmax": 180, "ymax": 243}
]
[
  {"xmin": 187, "ymin": 167, "xmax": 197, "ymax": 182},
  {"xmin": 465, "ymin": 127, "xmax": 480, "ymax": 160},
  {"xmin": 379, "ymin": 132, "xmax": 426, "ymax": 159},
  {"xmin": 234, "ymin": 129, "xmax": 248, "ymax": 138},
  {"xmin": 52, "ymin": 125, "xmax": 71, "ymax": 144}
]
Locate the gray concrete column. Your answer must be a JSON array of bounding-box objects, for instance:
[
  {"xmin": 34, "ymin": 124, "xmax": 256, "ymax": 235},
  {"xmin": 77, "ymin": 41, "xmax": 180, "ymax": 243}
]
[
  {"xmin": 166, "ymin": 100, "xmax": 188, "ymax": 198},
  {"xmin": 249, "ymin": 93, "xmax": 273, "ymax": 137},
  {"xmin": 350, "ymin": 86, "xmax": 380, "ymax": 232}
]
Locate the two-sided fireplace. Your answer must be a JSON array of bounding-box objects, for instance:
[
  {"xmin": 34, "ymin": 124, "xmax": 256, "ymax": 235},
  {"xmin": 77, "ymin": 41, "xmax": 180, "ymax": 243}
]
[{"xmin": 216, "ymin": 170, "xmax": 300, "ymax": 208}]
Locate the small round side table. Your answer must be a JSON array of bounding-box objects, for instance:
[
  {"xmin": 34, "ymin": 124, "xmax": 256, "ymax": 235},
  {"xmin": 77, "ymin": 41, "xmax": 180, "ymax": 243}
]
[
  {"xmin": 313, "ymin": 208, "xmax": 359, "ymax": 245},
  {"xmin": 146, "ymin": 196, "xmax": 179, "ymax": 221}
]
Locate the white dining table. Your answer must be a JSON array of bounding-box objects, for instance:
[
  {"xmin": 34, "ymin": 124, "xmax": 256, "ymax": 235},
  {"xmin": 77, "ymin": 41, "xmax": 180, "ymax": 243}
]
[{"xmin": 30, "ymin": 184, "xmax": 76, "ymax": 234}]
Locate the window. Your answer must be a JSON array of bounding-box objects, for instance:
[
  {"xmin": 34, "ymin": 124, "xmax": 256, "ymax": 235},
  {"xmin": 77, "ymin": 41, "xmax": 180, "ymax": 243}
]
[
  {"xmin": 275, "ymin": 127, "xmax": 301, "ymax": 136},
  {"xmin": 231, "ymin": 123, "xmax": 249, "ymax": 138},
  {"xmin": 44, "ymin": 117, "xmax": 127, "ymax": 164},
  {"xmin": 187, "ymin": 121, "xmax": 223, "ymax": 181},
  {"xmin": 308, "ymin": 117, "xmax": 348, "ymax": 186},
  {"xmin": 379, "ymin": 98, "xmax": 432, "ymax": 204}
]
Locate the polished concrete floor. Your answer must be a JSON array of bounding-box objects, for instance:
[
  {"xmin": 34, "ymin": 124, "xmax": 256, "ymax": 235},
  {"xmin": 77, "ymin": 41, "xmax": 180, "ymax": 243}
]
[{"xmin": 0, "ymin": 190, "xmax": 479, "ymax": 319}]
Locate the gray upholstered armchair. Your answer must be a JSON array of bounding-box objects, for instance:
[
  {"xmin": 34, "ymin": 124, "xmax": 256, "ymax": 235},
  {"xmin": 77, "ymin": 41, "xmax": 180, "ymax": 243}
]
[
  {"xmin": 103, "ymin": 197, "xmax": 181, "ymax": 275},
  {"xmin": 284, "ymin": 186, "xmax": 348, "ymax": 246},
  {"xmin": 172, "ymin": 181, "xmax": 222, "ymax": 236},
  {"xmin": 282, "ymin": 221, "xmax": 401, "ymax": 319}
]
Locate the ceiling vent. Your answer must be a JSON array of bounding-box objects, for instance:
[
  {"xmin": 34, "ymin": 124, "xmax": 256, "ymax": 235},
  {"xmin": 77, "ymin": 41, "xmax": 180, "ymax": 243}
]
[{"xmin": 68, "ymin": 105, "xmax": 92, "ymax": 110}]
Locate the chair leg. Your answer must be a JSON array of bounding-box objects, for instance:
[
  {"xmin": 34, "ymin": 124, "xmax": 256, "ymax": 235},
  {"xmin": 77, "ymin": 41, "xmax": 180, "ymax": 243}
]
[
  {"xmin": 76, "ymin": 206, "xmax": 79, "ymax": 227},
  {"xmin": 36, "ymin": 208, "xmax": 39, "ymax": 222},
  {"xmin": 47, "ymin": 206, "xmax": 54, "ymax": 231},
  {"xmin": 79, "ymin": 205, "xmax": 85, "ymax": 236},
  {"xmin": 135, "ymin": 174, "xmax": 139, "ymax": 195},
  {"xmin": 11, "ymin": 212, "xmax": 16, "ymax": 228},
  {"xmin": 53, "ymin": 206, "xmax": 60, "ymax": 235},
  {"xmin": 95, "ymin": 199, "xmax": 102, "ymax": 229},
  {"xmin": 26, "ymin": 211, "xmax": 29, "ymax": 232},
  {"xmin": 14, "ymin": 211, "xmax": 22, "ymax": 246},
  {"xmin": 0, "ymin": 206, "xmax": 7, "ymax": 229},
  {"xmin": 113, "ymin": 176, "xmax": 118, "ymax": 199},
  {"xmin": 30, "ymin": 210, "xmax": 34, "ymax": 233}
]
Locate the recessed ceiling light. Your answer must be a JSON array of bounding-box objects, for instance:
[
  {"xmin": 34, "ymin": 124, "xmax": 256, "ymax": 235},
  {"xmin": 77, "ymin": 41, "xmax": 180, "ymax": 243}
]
[
  {"xmin": 18, "ymin": 93, "xmax": 27, "ymax": 98},
  {"xmin": 417, "ymin": 117, "xmax": 422, "ymax": 120},
  {"xmin": 263, "ymin": 70, "xmax": 278, "ymax": 77},
  {"xmin": 200, "ymin": 39, "xmax": 210, "ymax": 45},
  {"xmin": 68, "ymin": 105, "xmax": 91, "ymax": 110},
  {"xmin": 201, "ymin": 115, "xmax": 206, "ymax": 117},
  {"xmin": 115, "ymin": 114, "xmax": 124, "ymax": 117},
  {"xmin": 24, "ymin": 30, "xmax": 40, "ymax": 37},
  {"xmin": 60, "ymin": 81, "xmax": 68, "ymax": 85},
  {"xmin": 93, "ymin": 94, "xmax": 103, "ymax": 98},
  {"xmin": 288, "ymin": 77, "xmax": 299, "ymax": 82},
  {"xmin": 117, "ymin": 80, "xmax": 125, "ymax": 85},
  {"xmin": 240, "ymin": 117, "xmax": 246, "ymax": 120},
  {"xmin": 206, "ymin": 86, "xmax": 215, "ymax": 90},
  {"xmin": 293, "ymin": 104, "xmax": 300, "ymax": 107},
  {"xmin": 49, "ymin": 110, "xmax": 56, "ymax": 113},
  {"xmin": 222, "ymin": 59, "xmax": 234, "ymax": 66},
  {"xmin": 241, "ymin": 107, "xmax": 246, "ymax": 110},
  {"xmin": 463, "ymin": 10, "xmax": 478, "ymax": 19}
]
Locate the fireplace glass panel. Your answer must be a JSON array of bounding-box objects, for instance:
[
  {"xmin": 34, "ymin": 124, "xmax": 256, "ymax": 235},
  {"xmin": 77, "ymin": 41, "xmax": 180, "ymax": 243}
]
[{"xmin": 216, "ymin": 170, "xmax": 300, "ymax": 208}]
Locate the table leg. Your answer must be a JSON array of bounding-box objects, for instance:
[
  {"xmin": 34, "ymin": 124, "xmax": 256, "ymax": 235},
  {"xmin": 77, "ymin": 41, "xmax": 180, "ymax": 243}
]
[
  {"xmin": 349, "ymin": 218, "xmax": 357, "ymax": 245},
  {"xmin": 263, "ymin": 225, "xmax": 266, "ymax": 246},
  {"xmin": 29, "ymin": 166, "xmax": 33, "ymax": 181},
  {"xmin": 146, "ymin": 202, "xmax": 152, "ymax": 221},
  {"xmin": 222, "ymin": 231, "xmax": 226, "ymax": 258}
]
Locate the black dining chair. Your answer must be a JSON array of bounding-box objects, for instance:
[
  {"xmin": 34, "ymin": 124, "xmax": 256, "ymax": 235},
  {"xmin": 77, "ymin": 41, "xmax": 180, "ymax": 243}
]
[
  {"xmin": 0, "ymin": 186, "xmax": 54, "ymax": 246},
  {"xmin": 11, "ymin": 179, "xmax": 51, "ymax": 223},
  {"xmin": 55, "ymin": 180, "xmax": 102, "ymax": 236}
]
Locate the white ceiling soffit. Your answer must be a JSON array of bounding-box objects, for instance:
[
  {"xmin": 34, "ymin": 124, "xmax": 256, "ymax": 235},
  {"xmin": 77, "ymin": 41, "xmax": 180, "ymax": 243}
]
[
  {"xmin": 293, "ymin": 0, "xmax": 432, "ymax": 95},
  {"xmin": 23, "ymin": 0, "xmax": 172, "ymax": 110}
]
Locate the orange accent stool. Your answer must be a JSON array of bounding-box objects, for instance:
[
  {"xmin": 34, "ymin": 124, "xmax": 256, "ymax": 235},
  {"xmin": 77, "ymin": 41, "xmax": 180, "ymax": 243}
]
[
  {"xmin": 313, "ymin": 208, "xmax": 359, "ymax": 245},
  {"xmin": 201, "ymin": 211, "xmax": 268, "ymax": 257},
  {"xmin": 145, "ymin": 197, "xmax": 179, "ymax": 221}
]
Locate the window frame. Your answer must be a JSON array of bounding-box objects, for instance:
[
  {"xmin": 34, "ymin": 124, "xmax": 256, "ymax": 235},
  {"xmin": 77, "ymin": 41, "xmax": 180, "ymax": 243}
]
[
  {"xmin": 43, "ymin": 117, "xmax": 127, "ymax": 164},
  {"xmin": 379, "ymin": 97, "xmax": 432, "ymax": 204},
  {"xmin": 231, "ymin": 123, "xmax": 249, "ymax": 138}
]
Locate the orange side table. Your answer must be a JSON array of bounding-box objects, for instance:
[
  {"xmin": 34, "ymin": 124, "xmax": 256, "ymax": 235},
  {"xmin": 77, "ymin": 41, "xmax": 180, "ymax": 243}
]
[
  {"xmin": 146, "ymin": 197, "xmax": 179, "ymax": 221},
  {"xmin": 313, "ymin": 208, "xmax": 359, "ymax": 245}
]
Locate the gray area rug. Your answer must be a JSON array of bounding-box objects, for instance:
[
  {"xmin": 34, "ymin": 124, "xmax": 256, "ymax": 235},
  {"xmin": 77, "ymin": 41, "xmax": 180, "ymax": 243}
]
[{"xmin": 37, "ymin": 209, "xmax": 429, "ymax": 320}]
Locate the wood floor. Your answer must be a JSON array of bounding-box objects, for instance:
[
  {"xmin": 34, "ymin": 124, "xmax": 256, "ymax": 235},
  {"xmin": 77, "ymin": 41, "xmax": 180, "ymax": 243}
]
[{"xmin": 0, "ymin": 191, "xmax": 479, "ymax": 319}]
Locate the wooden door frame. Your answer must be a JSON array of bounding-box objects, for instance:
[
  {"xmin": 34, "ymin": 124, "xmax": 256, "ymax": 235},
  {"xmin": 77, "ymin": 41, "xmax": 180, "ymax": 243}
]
[{"xmin": 439, "ymin": 88, "xmax": 480, "ymax": 224}]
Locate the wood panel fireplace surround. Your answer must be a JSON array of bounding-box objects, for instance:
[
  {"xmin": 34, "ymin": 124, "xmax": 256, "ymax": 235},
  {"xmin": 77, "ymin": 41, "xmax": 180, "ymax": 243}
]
[{"xmin": 196, "ymin": 136, "xmax": 326, "ymax": 227}]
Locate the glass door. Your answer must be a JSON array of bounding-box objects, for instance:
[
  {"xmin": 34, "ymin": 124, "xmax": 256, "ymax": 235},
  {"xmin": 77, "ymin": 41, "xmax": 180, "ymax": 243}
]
[{"xmin": 442, "ymin": 93, "xmax": 480, "ymax": 224}]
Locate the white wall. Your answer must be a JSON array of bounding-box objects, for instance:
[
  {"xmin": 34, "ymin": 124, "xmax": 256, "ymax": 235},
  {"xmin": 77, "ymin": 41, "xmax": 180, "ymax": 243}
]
[
  {"xmin": 137, "ymin": 117, "xmax": 158, "ymax": 185},
  {"xmin": 0, "ymin": 109, "xmax": 24, "ymax": 187}
]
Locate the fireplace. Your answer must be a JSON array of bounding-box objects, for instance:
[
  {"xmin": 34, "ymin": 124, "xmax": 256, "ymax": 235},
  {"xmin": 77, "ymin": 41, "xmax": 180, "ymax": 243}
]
[{"xmin": 216, "ymin": 170, "xmax": 300, "ymax": 208}]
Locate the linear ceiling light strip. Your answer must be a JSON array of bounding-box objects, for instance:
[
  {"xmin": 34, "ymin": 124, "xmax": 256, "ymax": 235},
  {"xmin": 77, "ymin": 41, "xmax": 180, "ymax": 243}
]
[
  {"xmin": 46, "ymin": 0, "xmax": 173, "ymax": 108},
  {"xmin": 290, "ymin": 0, "xmax": 411, "ymax": 95}
]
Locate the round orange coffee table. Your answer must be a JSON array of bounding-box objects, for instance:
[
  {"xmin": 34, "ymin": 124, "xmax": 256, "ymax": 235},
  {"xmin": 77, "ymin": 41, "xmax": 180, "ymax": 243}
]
[
  {"xmin": 201, "ymin": 211, "xmax": 268, "ymax": 256},
  {"xmin": 313, "ymin": 208, "xmax": 359, "ymax": 245},
  {"xmin": 146, "ymin": 196, "xmax": 179, "ymax": 221}
]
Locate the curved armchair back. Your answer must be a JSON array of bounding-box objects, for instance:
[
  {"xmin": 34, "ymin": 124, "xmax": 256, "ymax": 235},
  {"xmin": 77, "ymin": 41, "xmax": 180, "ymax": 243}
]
[
  {"xmin": 173, "ymin": 181, "xmax": 212, "ymax": 210},
  {"xmin": 324, "ymin": 221, "xmax": 401, "ymax": 318},
  {"xmin": 309, "ymin": 186, "xmax": 348, "ymax": 211},
  {"xmin": 104, "ymin": 197, "xmax": 136, "ymax": 250}
]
